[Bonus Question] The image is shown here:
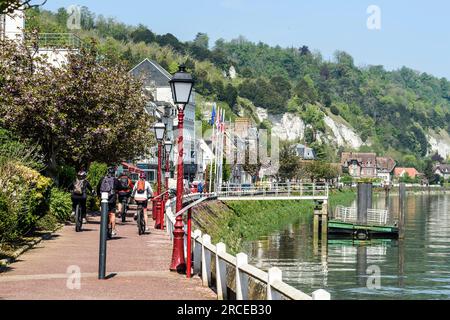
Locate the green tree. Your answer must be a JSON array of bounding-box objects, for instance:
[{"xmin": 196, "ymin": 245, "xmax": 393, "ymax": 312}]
[
  {"xmin": 193, "ymin": 32, "xmax": 209, "ymax": 49},
  {"xmin": 131, "ymin": 24, "xmax": 156, "ymax": 44},
  {"xmin": 0, "ymin": 39, "xmax": 154, "ymax": 178},
  {"xmin": 278, "ymin": 144, "xmax": 300, "ymax": 182}
]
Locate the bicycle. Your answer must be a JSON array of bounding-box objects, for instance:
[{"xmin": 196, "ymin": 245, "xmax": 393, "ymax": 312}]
[
  {"xmin": 121, "ymin": 197, "xmax": 128, "ymax": 223},
  {"xmin": 135, "ymin": 201, "xmax": 147, "ymax": 235},
  {"xmin": 75, "ymin": 203, "xmax": 83, "ymax": 232}
]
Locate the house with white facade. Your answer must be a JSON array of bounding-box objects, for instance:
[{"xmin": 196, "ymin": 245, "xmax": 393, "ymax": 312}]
[
  {"xmin": 1, "ymin": 9, "xmax": 81, "ymax": 67},
  {"xmin": 130, "ymin": 59, "xmax": 198, "ymax": 182}
]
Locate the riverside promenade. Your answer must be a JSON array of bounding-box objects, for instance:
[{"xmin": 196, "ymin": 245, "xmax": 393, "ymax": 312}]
[{"xmin": 0, "ymin": 214, "xmax": 215, "ymax": 300}]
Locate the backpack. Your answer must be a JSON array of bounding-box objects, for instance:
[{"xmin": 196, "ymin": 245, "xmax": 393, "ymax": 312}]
[
  {"xmin": 100, "ymin": 176, "xmax": 115, "ymax": 196},
  {"xmin": 119, "ymin": 177, "xmax": 129, "ymax": 190},
  {"xmin": 73, "ymin": 179, "xmax": 84, "ymax": 195},
  {"xmin": 137, "ymin": 180, "xmax": 146, "ymax": 194}
]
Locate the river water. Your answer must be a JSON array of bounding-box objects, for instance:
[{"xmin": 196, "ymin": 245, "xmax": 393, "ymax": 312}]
[{"xmin": 241, "ymin": 194, "xmax": 450, "ymax": 300}]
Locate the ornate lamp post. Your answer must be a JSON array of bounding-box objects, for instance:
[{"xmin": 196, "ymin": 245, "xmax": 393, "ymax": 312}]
[
  {"xmin": 169, "ymin": 65, "xmax": 194, "ymax": 272},
  {"xmin": 163, "ymin": 139, "xmax": 173, "ymax": 230},
  {"xmin": 153, "ymin": 122, "xmax": 166, "ymax": 230}
]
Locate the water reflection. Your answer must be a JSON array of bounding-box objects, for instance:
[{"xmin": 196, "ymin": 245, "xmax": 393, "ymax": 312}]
[{"xmin": 242, "ymin": 194, "xmax": 450, "ymax": 300}]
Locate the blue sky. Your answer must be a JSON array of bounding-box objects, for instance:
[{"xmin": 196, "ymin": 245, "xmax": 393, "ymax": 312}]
[{"xmin": 42, "ymin": 0, "xmax": 450, "ymax": 79}]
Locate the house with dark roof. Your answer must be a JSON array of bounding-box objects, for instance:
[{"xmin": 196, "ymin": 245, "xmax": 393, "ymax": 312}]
[
  {"xmin": 434, "ymin": 164, "xmax": 450, "ymax": 180},
  {"xmin": 129, "ymin": 59, "xmax": 198, "ymax": 182},
  {"xmin": 341, "ymin": 152, "xmax": 396, "ymax": 185}
]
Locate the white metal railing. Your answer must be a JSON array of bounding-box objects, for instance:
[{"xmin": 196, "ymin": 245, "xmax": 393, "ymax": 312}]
[
  {"xmin": 333, "ymin": 205, "xmax": 391, "ymax": 226},
  {"xmin": 216, "ymin": 183, "xmax": 329, "ymax": 199},
  {"xmin": 165, "ymin": 195, "xmax": 331, "ymax": 300},
  {"xmin": 25, "ymin": 33, "xmax": 83, "ymax": 50}
]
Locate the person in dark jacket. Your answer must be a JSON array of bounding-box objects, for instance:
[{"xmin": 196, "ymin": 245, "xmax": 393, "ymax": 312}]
[
  {"xmin": 69, "ymin": 170, "xmax": 94, "ymax": 223},
  {"xmin": 97, "ymin": 167, "xmax": 125, "ymax": 236}
]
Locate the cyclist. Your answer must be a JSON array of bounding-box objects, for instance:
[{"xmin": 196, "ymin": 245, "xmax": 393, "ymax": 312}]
[
  {"xmin": 69, "ymin": 170, "xmax": 94, "ymax": 224},
  {"xmin": 131, "ymin": 172, "xmax": 153, "ymax": 233},
  {"xmin": 97, "ymin": 167, "xmax": 124, "ymax": 237},
  {"xmin": 117, "ymin": 172, "xmax": 134, "ymax": 222}
]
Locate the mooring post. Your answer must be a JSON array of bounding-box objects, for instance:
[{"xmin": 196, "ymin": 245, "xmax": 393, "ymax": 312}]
[
  {"xmin": 357, "ymin": 182, "xmax": 372, "ymax": 224},
  {"xmin": 384, "ymin": 185, "xmax": 390, "ymax": 210},
  {"xmin": 356, "ymin": 245, "xmax": 368, "ymax": 287},
  {"xmin": 399, "ymin": 183, "xmax": 406, "ymax": 239},
  {"xmin": 321, "ymin": 200, "xmax": 328, "ymax": 240},
  {"xmin": 313, "ymin": 201, "xmax": 321, "ymax": 235}
]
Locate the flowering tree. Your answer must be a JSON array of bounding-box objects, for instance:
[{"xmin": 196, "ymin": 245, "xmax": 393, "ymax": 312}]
[
  {"xmin": 0, "ymin": 38, "xmax": 154, "ymax": 178},
  {"xmin": 0, "ymin": 0, "xmax": 47, "ymax": 15}
]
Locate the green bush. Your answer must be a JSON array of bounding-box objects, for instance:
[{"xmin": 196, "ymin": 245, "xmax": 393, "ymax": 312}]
[
  {"xmin": 87, "ymin": 162, "xmax": 107, "ymax": 211},
  {"xmin": 0, "ymin": 161, "xmax": 52, "ymax": 243},
  {"xmin": 330, "ymin": 104, "xmax": 340, "ymax": 116},
  {"xmin": 0, "ymin": 192, "xmax": 19, "ymax": 244},
  {"xmin": 87, "ymin": 162, "xmax": 108, "ymax": 190},
  {"xmin": 49, "ymin": 187, "xmax": 72, "ymax": 222}
]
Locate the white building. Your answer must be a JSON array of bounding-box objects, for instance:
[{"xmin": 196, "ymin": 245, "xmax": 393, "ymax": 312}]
[
  {"xmin": 0, "ymin": 10, "xmax": 25, "ymax": 41},
  {"xmin": 1, "ymin": 10, "xmax": 80, "ymax": 67}
]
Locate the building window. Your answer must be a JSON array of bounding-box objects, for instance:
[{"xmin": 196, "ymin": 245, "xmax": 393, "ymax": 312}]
[{"xmin": 145, "ymin": 170, "xmax": 156, "ymax": 182}]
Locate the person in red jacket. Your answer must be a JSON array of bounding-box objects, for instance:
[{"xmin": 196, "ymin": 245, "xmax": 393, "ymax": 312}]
[{"xmin": 117, "ymin": 172, "xmax": 134, "ymax": 221}]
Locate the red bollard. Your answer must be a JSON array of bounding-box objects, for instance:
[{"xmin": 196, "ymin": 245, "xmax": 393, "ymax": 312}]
[
  {"xmin": 186, "ymin": 208, "xmax": 192, "ymax": 278},
  {"xmin": 152, "ymin": 198, "xmax": 156, "ymax": 220},
  {"xmin": 160, "ymin": 194, "xmax": 166, "ymax": 230},
  {"xmin": 154, "ymin": 199, "xmax": 162, "ymax": 229}
]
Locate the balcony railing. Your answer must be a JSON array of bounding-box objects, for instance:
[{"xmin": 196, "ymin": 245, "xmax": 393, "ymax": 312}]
[{"xmin": 25, "ymin": 33, "xmax": 83, "ymax": 50}]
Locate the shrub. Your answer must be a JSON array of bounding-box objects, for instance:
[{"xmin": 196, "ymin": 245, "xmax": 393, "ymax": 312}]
[
  {"xmin": 49, "ymin": 187, "xmax": 72, "ymax": 222},
  {"xmin": 0, "ymin": 192, "xmax": 19, "ymax": 244},
  {"xmin": 330, "ymin": 104, "xmax": 340, "ymax": 116},
  {"xmin": 87, "ymin": 162, "xmax": 107, "ymax": 211},
  {"xmin": 87, "ymin": 162, "xmax": 108, "ymax": 190},
  {"xmin": 0, "ymin": 161, "xmax": 52, "ymax": 241}
]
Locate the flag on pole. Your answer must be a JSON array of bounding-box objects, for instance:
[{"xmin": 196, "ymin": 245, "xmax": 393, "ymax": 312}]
[{"xmin": 210, "ymin": 103, "xmax": 216, "ymax": 126}]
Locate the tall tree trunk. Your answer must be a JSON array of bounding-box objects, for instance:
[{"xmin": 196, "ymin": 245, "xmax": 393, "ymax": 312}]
[{"xmin": 46, "ymin": 138, "xmax": 59, "ymax": 185}]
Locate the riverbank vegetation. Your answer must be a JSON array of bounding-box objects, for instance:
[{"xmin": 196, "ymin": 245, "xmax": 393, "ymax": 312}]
[{"xmin": 193, "ymin": 189, "xmax": 356, "ymax": 254}]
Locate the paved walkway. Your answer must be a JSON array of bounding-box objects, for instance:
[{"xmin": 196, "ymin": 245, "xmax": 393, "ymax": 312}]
[{"xmin": 0, "ymin": 213, "xmax": 215, "ymax": 300}]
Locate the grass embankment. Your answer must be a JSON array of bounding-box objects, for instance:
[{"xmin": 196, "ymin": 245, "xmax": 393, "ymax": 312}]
[{"xmin": 193, "ymin": 189, "xmax": 356, "ymax": 254}]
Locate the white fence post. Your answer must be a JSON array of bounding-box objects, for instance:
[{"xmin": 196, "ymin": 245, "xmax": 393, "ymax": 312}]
[
  {"xmin": 312, "ymin": 289, "xmax": 331, "ymax": 300},
  {"xmin": 236, "ymin": 253, "xmax": 249, "ymax": 300},
  {"xmin": 201, "ymin": 234, "xmax": 212, "ymax": 287},
  {"xmin": 193, "ymin": 229, "xmax": 202, "ymax": 275},
  {"xmin": 267, "ymin": 267, "xmax": 283, "ymax": 300},
  {"xmin": 216, "ymin": 242, "xmax": 228, "ymax": 300}
]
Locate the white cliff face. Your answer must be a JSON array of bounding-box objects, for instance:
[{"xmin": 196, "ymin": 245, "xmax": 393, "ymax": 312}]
[
  {"xmin": 268, "ymin": 112, "xmax": 306, "ymax": 141},
  {"xmin": 324, "ymin": 116, "xmax": 364, "ymax": 149},
  {"xmin": 250, "ymin": 108, "xmax": 366, "ymax": 148},
  {"xmin": 229, "ymin": 66, "xmax": 237, "ymax": 79},
  {"xmin": 428, "ymin": 130, "xmax": 450, "ymax": 159}
]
